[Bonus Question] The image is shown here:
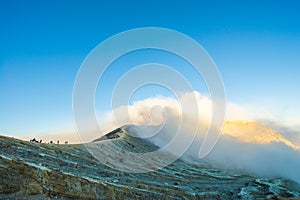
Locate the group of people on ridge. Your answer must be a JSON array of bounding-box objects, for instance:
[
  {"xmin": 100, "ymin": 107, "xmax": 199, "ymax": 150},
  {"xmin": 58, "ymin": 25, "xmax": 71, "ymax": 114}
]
[{"xmin": 29, "ymin": 138, "xmax": 68, "ymax": 144}]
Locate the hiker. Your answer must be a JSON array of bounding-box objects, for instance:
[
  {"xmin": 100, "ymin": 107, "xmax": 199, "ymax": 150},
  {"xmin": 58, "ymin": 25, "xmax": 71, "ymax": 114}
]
[{"xmin": 57, "ymin": 140, "xmax": 59, "ymax": 144}]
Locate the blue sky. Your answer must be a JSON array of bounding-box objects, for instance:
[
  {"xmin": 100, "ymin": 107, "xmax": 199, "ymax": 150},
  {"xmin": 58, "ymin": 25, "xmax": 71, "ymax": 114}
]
[{"xmin": 1, "ymin": 0, "xmax": 300, "ymax": 136}]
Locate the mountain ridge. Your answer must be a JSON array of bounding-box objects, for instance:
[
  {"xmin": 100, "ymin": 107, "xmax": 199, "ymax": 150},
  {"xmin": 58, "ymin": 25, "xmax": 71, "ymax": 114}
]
[{"xmin": 1, "ymin": 121, "xmax": 300, "ymax": 199}]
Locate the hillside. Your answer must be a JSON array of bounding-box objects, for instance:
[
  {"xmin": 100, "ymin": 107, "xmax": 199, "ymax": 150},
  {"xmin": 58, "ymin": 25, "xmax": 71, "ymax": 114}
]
[{"xmin": 1, "ymin": 127, "xmax": 300, "ymax": 199}]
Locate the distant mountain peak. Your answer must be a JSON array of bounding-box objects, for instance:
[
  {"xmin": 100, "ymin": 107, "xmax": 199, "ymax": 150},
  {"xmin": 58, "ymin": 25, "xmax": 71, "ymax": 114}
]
[{"xmin": 223, "ymin": 120, "xmax": 299, "ymax": 149}]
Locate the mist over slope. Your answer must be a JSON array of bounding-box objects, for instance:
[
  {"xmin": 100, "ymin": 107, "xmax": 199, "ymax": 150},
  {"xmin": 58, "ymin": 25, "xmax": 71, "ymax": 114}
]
[
  {"xmin": 209, "ymin": 121, "xmax": 300, "ymax": 183},
  {"xmin": 123, "ymin": 121, "xmax": 300, "ymax": 184}
]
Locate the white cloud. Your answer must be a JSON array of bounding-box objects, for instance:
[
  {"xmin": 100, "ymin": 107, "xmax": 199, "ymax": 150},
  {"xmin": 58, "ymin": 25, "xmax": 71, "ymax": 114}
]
[{"xmin": 94, "ymin": 91, "xmax": 300, "ymax": 183}]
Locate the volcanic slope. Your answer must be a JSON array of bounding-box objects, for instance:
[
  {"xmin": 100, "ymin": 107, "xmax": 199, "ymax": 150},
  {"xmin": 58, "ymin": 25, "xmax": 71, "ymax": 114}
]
[{"xmin": 1, "ymin": 127, "xmax": 300, "ymax": 199}]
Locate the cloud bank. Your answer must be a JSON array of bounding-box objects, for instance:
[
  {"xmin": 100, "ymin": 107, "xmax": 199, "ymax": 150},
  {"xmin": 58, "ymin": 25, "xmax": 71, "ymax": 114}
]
[{"xmin": 96, "ymin": 91, "xmax": 300, "ymax": 183}]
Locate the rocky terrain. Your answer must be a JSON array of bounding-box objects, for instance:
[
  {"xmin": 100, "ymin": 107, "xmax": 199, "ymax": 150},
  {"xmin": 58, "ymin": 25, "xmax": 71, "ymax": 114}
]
[{"xmin": 1, "ymin": 128, "xmax": 300, "ymax": 199}]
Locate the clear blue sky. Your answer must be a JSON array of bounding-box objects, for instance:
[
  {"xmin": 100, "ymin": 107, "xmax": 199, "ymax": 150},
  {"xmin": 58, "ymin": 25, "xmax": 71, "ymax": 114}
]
[{"xmin": 1, "ymin": 0, "xmax": 300, "ymax": 136}]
